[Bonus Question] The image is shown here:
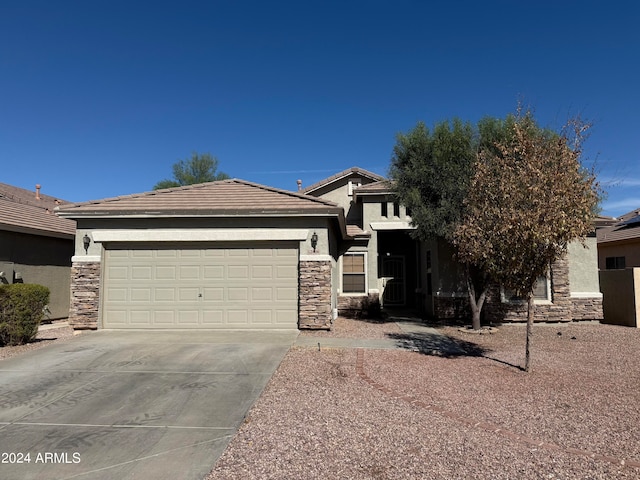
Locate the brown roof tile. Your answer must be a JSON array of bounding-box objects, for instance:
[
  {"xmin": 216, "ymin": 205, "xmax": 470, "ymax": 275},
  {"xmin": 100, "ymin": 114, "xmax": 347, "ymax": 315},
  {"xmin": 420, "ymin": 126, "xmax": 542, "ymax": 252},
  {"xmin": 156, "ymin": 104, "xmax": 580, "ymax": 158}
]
[
  {"xmin": 346, "ymin": 224, "xmax": 371, "ymax": 238},
  {"xmin": 56, "ymin": 179, "xmax": 343, "ymax": 217},
  {"xmin": 597, "ymin": 207, "xmax": 640, "ymax": 244},
  {"xmin": 353, "ymin": 180, "xmax": 394, "ymax": 195},
  {"xmin": 0, "ymin": 183, "xmax": 75, "ymax": 238}
]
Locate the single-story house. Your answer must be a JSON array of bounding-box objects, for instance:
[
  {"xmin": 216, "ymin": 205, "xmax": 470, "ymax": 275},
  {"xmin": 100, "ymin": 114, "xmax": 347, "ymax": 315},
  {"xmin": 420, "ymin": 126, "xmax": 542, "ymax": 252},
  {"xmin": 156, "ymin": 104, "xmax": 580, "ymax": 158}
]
[
  {"xmin": 56, "ymin": 167, "xmax": 603, "ymax": 330},
  {"xmin": 0, "ymin": 183, "xmax": 76, "ymax": 320}
]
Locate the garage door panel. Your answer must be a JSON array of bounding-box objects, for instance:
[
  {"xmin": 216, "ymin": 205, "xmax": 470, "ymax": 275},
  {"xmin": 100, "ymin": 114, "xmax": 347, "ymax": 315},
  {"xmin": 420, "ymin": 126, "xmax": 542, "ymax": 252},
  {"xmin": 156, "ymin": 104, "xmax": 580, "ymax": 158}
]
[
  {"xmin": 228, "ymin": 265, "xmax": 249, "ymax": 279},
  {"xmin": 106, "ymin": 288, "xmax": 128, "ymax": 302},
  {"xmin": 155, "ymin": 288, "xmax": 176, "ymax": 301},
  {"xmin": 203, "ymin": 287, "xmax": 224, "ymax": 301},
  {"xmin": 130, "ymin": 288, "xmax": 151, "ymax": 302},
  {"xmin": 130, "ymin": 311, "xmax": 152, "ymax": 325},
  {"xmin": 156, "ymin": 266, "xmax": 177, "ymax": 280},
  {"xmin": 203, "ymin": 265, "xmax": 224, "ymax": 279},
  {"xmin": 103, "ymin": 245, "xmax": 298, "ymax": 329},
  {"xmin": 154, "ymin": 311, "xmax": 176, "ymax": 324},
  {"xmin": 179, "ymin": 266, "xmax": 200, "ymax": 279},
  {"xmin": 227, "ymin": 310, "xmax": 248, "ymax": 324}
]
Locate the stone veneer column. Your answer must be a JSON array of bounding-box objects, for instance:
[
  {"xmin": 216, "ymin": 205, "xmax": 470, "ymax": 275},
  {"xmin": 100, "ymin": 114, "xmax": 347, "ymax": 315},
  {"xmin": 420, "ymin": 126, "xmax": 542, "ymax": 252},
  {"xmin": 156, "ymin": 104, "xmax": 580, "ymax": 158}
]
[
  {"xmin": 548, "ymin": 254, "xmax": 572, "ymax": 322},
  {"xmin": 299, "ymin": 258, "xmax": 332, "ymax": 329},
  {"xmin": 69, "ymin": 259, "xmax": 101, "ymax": 329}
]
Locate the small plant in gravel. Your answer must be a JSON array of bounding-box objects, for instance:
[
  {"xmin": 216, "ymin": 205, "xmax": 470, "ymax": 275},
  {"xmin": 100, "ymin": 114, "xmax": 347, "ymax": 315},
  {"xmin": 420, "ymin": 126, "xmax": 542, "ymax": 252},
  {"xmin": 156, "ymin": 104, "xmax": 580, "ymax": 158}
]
[{"xmin": 0, "ymin": 283, "xmax": 50, "ymax": 346}]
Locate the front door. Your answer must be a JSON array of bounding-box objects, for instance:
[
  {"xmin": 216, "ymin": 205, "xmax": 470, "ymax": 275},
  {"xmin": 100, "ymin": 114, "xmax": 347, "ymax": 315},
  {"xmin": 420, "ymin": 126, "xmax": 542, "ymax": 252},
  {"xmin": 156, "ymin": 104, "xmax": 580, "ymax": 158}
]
[{"xmin": 381, "ymin": 255, "xmax": 405, "ymax": 306}]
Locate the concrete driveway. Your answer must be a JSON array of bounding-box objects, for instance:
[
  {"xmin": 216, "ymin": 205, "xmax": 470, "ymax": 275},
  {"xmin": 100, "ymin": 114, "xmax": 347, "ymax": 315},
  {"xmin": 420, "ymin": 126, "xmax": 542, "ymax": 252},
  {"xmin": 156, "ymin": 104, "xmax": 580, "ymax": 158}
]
[{"xmin": 0, "ymin": 330, "xmax": 298, "ymax": 480}]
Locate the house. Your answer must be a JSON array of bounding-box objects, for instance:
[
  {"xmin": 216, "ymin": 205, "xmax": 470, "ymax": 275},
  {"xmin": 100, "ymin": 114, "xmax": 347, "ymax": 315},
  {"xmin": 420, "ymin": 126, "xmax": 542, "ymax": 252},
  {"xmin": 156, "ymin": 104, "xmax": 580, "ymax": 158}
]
[
  {"xmin": 0, "ymin": 183, "xmax": 76, "ymax": 320},
  {"xmin": 596, "ymin": 208, "xmax": 640, "ymax": 327},
  {"xmin": 56, "ymin": 167, "xmax": 603, "ymax": 330},
  {"xmin": 597, "ymin": 208, "xmax": 640, "ymax": 270}
]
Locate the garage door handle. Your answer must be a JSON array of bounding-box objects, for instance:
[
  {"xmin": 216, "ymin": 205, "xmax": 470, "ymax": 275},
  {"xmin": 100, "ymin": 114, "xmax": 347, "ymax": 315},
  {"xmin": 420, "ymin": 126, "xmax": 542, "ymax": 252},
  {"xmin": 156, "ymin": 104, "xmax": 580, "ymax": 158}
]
[{"xmin": 198, "ymin": 293, "xmax": 202, "ymax": 297}]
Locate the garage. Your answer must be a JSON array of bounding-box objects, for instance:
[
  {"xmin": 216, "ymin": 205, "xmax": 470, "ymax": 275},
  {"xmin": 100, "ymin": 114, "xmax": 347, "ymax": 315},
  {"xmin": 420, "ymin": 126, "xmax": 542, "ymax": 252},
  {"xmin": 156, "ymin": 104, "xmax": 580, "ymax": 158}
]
[
  {"xmin": 58, "ymin": 179, "xmax": 343, "ymax": 330},
  {"xmin": 103, "ymin": 243, "xmax": 299, "ymax": 329}
]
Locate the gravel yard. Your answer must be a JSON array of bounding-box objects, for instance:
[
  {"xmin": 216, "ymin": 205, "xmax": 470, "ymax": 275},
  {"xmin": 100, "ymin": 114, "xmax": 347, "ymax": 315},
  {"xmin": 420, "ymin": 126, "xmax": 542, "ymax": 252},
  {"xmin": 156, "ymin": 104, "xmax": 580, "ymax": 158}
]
[
  {"xmin": 0, "ymin": 321, "xmax": 75, "ymax": 360},
  {"xmin": 3, "ymin": 318, "xmax": 639, "ymax": 478},
  {"xmin": 207, "ymin": 318, "xmax": 640, "ymax": 479}
]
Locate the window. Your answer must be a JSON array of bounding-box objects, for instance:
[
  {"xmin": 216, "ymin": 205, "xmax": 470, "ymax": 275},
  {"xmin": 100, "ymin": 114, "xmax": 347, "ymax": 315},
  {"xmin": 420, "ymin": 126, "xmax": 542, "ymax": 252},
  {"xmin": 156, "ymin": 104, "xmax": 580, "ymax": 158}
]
[
  {"xmin": 405, "ymin": 206, "xmax": 412, "ymax": 217},
  {"xmin": 342, "ymin": 253, "xmax": 366, "ymax": 294},
  {"xmin": 605, "ymin": 256, "xmax": 626, "ymax": 270},
  {"xmin": 393, "ymin": 202, "xmax": 400, "ymax": 217},
  {"xmin": 381, "ymin": 202, "xmax": 388, "ymax": 217},
  {"xmin": 503, "ymin": 274, "xmax": 550, "ymax": 302}
]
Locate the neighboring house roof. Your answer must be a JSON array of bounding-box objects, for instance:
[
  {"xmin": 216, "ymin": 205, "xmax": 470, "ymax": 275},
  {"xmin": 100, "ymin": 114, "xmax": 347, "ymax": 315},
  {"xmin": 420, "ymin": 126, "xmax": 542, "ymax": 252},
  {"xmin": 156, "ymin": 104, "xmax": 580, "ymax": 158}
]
[
  {"xmin": 56, "ymin": 179, "xmax": 343, "ymax": 217},
  {"xmin": 301, "ymin": 167, "xmax": 385, "ymax": 195},
  {"xmin": 0, "ymin": 183, "xmax": 75, "ymax": 238},
  {"xmin": 597, "ymin": 208, "xmax": 640, "ymax": 244}
]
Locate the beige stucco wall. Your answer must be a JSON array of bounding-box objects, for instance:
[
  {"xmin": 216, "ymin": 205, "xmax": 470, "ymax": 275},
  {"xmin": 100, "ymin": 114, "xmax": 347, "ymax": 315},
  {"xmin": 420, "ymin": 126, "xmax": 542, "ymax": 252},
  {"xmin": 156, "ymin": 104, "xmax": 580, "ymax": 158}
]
[
  {"xmin": 74, "ymin": 216, "xmax": 335, "ymax": 259},
  {"xmin": 599, "ymin": 268, "xmax": 640, "ymax": 327},
  {"xmin": 568, "ymin": 236, "xmax": 600, "ymax": 294},
  {"xmin": 598, "ymin": 241, "xmax": 640, "ymax": 270}
]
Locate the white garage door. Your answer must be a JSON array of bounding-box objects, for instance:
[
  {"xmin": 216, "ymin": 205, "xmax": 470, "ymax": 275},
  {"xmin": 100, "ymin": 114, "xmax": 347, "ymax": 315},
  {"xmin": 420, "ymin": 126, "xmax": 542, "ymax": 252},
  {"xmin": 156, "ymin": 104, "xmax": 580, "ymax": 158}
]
[{"xmin": 103, "ymin": 243, "xmax": 299, "ymax": 329}]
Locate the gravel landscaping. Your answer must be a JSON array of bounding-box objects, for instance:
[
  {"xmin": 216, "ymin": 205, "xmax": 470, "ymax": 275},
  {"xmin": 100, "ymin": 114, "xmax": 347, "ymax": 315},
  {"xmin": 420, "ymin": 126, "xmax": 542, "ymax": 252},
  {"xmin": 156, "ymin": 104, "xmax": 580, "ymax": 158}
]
[
  {"xmin": 0, "ymin": 321, "xmax": 75, "ymax": 361},
  {"xmin": 207, "ymin": 318, "xmax": 640, "ymax": 479},
  {"xmin": 3, "ymin": 317, "xmax": 639, "ymax": 478}
]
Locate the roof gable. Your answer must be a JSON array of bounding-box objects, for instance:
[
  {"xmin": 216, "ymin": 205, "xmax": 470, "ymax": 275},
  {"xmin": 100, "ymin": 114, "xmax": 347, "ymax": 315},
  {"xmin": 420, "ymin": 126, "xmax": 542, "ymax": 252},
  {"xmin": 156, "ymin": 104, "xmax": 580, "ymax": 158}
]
[
  {"xmin": 56, "ymin": 179, "xmax": 342, "ymax": 218},
  {"xmin": 301, "ymin": 167, "xmax": 385, "ymax": 195}
]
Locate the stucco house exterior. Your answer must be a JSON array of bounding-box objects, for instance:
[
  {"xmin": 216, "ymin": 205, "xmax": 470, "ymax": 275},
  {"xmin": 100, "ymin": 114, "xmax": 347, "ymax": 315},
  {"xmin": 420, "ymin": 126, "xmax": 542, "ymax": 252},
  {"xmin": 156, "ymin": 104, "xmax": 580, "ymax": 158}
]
[
  {"xmin": 56, "ymin": 167, "xmax": 603, "ymax": 330},
  {"xmin": 0, "ymin": 183, "xmax": 76, "ymax": 320},
  {"xmin": 597, "ymin": 208, "xmax": 640, "ymax": 270}
]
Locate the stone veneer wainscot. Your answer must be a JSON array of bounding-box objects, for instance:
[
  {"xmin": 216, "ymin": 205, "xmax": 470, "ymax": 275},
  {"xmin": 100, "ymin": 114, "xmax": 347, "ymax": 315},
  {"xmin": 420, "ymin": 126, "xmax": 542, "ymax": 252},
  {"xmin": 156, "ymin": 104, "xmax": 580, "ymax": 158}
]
[
  {"xmin": 69, "ymin": 259, "xmax": 100, "ymax": 329},
  {"xmin": 298, "ymin": 258, "xmax": 332, "ymax": 329}
]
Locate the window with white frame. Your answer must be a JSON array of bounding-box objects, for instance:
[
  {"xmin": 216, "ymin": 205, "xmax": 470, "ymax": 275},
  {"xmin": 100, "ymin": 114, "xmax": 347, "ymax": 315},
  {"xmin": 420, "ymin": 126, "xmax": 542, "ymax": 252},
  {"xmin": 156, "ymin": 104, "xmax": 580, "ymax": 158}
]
[
  {"xmin": 503, "ymin": 274, "xmax": 551, "ymax": 303},
  {"xmin": 342, "ymin": 253, "xmax": 366, "ymax": 294}
]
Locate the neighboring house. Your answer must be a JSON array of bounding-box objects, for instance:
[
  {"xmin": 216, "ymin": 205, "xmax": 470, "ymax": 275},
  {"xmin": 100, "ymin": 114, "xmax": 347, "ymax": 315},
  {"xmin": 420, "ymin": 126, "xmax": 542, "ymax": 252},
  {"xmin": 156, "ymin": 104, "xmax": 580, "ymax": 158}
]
[
  {"xmin": 56, "ymin": 167, "xmax": 603, "ymax": 331},
  {"xmin": 597, "ymin": 208, "xmax": 640, "ymax": 270},
  {"xmin": 0, "ymin": 183, "xmax": 76, "ymax": 320},
  {"xmin": 596, "ymin": 208, "xmax": 640, "ymax": 328}
]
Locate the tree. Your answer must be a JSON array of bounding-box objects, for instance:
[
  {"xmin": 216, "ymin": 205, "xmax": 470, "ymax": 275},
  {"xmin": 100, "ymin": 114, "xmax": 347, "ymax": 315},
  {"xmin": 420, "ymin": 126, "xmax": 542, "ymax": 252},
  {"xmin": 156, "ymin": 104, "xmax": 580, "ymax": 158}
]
[
  {"xmin": 153, "ymin": 152, "xmax": 230, "ymax": 190},
  {"xmin": 453, "ymin": 109, "xmax": 600, "ymax": 372},
  {"xmin": 390, "ymin": 117, "xmax": 511, "ymax": 330}
]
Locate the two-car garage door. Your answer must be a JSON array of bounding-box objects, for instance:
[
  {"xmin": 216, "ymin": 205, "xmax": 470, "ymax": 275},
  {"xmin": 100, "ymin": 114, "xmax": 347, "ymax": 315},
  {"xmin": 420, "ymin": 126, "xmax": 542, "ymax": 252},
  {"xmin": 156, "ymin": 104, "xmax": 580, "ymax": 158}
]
[{"xmin": 102, "ymin": 243, "xmax": 298, "ymax": 329}]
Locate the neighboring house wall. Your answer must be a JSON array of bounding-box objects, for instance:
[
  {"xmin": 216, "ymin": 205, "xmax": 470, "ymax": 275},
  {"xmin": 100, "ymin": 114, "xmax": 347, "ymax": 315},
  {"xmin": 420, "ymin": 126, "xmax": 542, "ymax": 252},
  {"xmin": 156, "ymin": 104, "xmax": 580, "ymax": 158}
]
[
  {"xmin": 599, "ymin": 268, "xmax": 640, "ymax": 328},
  {"xmin": 0, "ymin": 230, "xmax": 73, "ymax": 319},
  {"xmin": 598, "ymin": 242, "xmax": 640, "ymax": 270}
]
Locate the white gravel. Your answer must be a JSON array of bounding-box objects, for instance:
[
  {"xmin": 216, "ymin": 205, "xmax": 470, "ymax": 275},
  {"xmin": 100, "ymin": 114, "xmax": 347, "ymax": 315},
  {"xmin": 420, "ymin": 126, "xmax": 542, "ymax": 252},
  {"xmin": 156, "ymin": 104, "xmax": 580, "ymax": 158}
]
[{"xmin": 206, "ymin": 319, "xmax": 640, "ymax": 479}]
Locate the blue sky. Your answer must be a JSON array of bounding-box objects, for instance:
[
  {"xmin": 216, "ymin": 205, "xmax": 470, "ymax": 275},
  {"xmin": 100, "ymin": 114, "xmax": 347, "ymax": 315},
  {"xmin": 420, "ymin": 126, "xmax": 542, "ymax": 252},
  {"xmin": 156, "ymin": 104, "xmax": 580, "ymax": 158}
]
[{"xmin": 1, "ymin": 1, "xmax": 638, "ymax": 217}]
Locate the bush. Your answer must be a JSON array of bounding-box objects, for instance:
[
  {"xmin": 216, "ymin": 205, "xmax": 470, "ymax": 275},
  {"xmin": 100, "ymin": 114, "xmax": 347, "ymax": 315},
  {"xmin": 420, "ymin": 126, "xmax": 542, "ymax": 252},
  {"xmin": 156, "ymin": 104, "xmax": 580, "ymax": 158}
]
[{"xmin": 0, "ymin": 284, "xmax": 50, "ymax": 346}]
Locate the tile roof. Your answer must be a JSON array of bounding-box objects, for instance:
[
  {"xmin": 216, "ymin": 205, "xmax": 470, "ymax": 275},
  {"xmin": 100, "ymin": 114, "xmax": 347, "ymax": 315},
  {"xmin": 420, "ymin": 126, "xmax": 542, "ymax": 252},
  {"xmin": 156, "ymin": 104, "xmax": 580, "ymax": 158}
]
[
  {"xmin": 0, "ymin": 183, "xmax": 75, "ymax": 238},
  {"xmin": 56, "ymin": 179, "xmax": 343, "ymax": 217},
  {"xmin": 353, "ymin": 180, "xmax": 394, "ymax": 195},
  {"xmin": 597, "ymin": 207, "xmax": 640, "ymax": 244},
  {"xmin": 301, "ymin": 167, "xmax": 385, "ymax": 194},
  {"xmin": 346, "ymin": 224, "xmax": 371, "ymax": 238}
]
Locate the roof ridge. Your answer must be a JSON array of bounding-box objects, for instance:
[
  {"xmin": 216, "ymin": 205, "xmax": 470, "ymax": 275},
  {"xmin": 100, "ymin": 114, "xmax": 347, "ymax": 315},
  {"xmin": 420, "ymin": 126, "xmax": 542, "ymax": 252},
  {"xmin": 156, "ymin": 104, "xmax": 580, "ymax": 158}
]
[
  {"xmin": 302, "ymin": 166, "xmax": 386, "ymax": 193},
  {"xmin": 230, "ymin": 178, "xmax": 339, "ymax": 207}
]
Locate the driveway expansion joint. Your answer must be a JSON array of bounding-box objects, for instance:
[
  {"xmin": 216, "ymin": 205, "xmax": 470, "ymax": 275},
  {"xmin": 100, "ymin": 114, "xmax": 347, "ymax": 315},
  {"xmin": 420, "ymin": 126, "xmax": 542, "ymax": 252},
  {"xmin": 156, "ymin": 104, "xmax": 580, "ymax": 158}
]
[{"xmin": 355, "ymin": 348, "xmax": 639, "ymax": 470}]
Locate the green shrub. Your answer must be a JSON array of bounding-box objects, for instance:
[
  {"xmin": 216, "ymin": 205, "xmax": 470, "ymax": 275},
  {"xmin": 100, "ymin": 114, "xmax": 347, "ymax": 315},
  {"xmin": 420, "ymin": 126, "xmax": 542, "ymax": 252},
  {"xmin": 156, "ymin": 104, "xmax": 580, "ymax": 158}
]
[{"xmin": 0, "ymin": 284, "xmax": 50, "ymax": 346}]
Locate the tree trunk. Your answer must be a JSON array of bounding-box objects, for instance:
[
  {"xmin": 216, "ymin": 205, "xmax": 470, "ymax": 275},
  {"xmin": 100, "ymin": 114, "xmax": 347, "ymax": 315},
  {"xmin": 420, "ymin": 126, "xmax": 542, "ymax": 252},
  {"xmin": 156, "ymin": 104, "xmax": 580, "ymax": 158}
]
[
  {"xmin": 524, "ymin": 294, "xmax": 534, "ymax": 372},
  {"xmin": 466, "ymin": 268, "xmax": 487, "ymax": 330}
]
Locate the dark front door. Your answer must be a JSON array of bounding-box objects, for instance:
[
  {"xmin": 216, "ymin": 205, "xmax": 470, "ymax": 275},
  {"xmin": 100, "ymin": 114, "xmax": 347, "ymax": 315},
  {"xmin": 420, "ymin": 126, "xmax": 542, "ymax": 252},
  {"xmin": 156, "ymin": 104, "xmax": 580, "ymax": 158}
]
[{"xmin": 382, "ymin": 255, "xmax": 405, "ymax": 306}]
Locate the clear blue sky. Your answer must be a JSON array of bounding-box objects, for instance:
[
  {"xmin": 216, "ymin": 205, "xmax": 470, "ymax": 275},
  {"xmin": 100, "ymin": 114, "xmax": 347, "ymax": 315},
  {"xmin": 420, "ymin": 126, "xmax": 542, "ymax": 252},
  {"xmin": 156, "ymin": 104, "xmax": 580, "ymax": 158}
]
[{"xmin": 1, "ymin": 1, "xmax": 638, "ymax": 217}]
